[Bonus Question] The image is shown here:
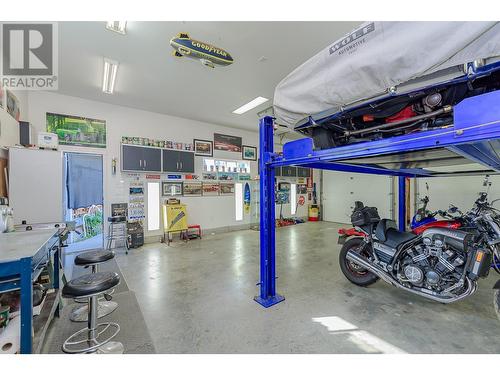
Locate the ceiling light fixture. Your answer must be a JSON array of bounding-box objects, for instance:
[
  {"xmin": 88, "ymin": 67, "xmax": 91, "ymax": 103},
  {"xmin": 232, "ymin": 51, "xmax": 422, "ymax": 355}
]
[
  {"xmin": 232, "ymin": 96, "xmax": 269, "ymax": 115},
  {"xmin": 102, "ymin": 58, "xmax": 119, "ymax": 94},
  {"xmin": 105, "ymin": 21, "xmax": 127, "ymax": 35}
]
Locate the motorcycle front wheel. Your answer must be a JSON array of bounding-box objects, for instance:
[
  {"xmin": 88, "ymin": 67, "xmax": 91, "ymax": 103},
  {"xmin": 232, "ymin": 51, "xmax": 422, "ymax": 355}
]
[{"xmin": 339, "ymin": 237, "xmax": 379, "ymax": 287}]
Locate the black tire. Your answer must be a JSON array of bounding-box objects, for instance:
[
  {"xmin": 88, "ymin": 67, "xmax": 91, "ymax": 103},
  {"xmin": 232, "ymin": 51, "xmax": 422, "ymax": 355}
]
[
  {"xmin": 494, "ymin": 290, "xmax": 500, "ymax": 322},
  {"xmin": 339, "ymin": 237, "xmax": 379, "ymax": 287}
]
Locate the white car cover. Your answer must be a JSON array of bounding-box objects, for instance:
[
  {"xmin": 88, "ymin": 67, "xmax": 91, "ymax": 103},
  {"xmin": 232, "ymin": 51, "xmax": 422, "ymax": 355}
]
[{"xmin": 274, "ymin": 22, "xmax": 500, "ymax": 128}]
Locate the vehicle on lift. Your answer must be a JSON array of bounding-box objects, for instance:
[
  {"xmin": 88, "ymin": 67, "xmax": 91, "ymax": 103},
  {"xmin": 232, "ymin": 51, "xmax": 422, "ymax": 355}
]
[
  {"xmin": 338, "ymin": 191, "xmax": 500, "ymax": 304},
  {"xmin": 299, "ymin": 64, "xmax": 500, "ymax": 149},
  {"xmin": 273, "ymin": 22, "xmax": 500, "ymax": 150}
]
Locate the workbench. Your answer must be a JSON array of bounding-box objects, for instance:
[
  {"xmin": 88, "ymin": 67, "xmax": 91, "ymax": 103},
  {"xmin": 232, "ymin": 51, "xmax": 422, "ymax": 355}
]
[{"xmin": 0, "ymin": 228, "xmax": 63, "ymax": 353}]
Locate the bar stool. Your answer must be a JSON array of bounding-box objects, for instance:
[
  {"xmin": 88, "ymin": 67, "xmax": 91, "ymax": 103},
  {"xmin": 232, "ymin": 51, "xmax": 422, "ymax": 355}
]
[
  {"xmin": 62, "ymin": 272, "xmax": 124, "ymax": 354},
  {"xmin": 70, "ymin": 249, "xmax": 118, "ymax": 322},
  {"xmin": 106, "ymin": 216, "xmax": 129, "ymax": 254}
]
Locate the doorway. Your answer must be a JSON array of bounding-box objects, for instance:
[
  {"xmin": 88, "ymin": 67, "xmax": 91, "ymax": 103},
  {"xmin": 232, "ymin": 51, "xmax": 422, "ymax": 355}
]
[{"xmin": 63, "ymin": 152, "xmax": 104, "ymax": 253}]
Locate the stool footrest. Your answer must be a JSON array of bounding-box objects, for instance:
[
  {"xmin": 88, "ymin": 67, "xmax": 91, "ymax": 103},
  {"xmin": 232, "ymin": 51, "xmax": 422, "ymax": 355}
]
[{"xmin": 62, "ymin": 322, "xmax": 120, "ymax": 354}]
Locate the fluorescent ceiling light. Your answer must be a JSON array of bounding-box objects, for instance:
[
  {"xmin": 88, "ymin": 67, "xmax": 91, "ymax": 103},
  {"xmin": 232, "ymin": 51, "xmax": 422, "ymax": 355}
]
[
  {"xmin": 106, "ymin": 21, "xmax": 127, "ymax": 34},
  {"xmin": 232, "ymin": 96, "xmax": 269, "ymax": 115},
  {"xmin": 102, "ymin": 58, "xmax": 119, "ymax": 94}
]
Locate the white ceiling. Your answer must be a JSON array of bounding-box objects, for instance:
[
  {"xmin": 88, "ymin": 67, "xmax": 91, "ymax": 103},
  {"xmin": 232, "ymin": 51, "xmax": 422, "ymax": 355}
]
[{"xmin": 57, "ymin": 21, "xmax": 361, "ymax": 133}]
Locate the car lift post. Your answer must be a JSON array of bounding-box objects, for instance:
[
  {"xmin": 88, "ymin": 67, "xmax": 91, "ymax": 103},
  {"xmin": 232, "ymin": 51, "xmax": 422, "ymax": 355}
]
[
  {"xmin": 398, "ymin": 176, "xmax": 407, "ymax": 231},
  {"xmin": 254, "ymin": 116, "xmax": 285, "ymax": 308}
]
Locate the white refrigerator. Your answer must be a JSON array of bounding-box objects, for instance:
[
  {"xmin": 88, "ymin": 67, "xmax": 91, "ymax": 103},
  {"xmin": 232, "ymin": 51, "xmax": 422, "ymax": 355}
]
[{"xmin": 8, "ymin": 148, "xmax": 63, "ymax": 225}]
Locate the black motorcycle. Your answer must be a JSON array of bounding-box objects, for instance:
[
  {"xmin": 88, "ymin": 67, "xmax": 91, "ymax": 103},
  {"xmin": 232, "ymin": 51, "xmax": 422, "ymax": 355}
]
[{"xmin": 339, "ymin": 198, "xmax": 499, "ymax": 304}]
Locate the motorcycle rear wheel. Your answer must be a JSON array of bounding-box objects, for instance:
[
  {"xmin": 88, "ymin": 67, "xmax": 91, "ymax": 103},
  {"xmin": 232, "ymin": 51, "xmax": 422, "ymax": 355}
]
[{"xmin": 339, "ymin": 237, "xmax": 379, "ymax": 287}]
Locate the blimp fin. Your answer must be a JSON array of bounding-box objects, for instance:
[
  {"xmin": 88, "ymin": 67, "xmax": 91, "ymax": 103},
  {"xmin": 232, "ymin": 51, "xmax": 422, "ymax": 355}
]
[
  {"xmin": 173, "ymin": 51, "xmax": 183, "ymax": 57},
  {"xmin": 177, "ymin": 33, "xmax": 190, "ymax": 39}
]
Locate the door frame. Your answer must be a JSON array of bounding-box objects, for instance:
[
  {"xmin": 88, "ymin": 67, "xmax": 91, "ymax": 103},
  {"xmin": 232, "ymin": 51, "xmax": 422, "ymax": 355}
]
[{"xmin": 63, "ymin": 151, "xmax": 105, "ymax": 250}]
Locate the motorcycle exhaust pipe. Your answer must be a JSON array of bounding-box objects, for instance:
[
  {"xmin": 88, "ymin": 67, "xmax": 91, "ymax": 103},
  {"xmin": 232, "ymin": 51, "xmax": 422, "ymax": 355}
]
[
  {"xmin": 346, "ymin": 250, "xmax": 397, "ymax": 286},
  {"xmin": 345, "ymin": 250, "xmax": 476, "ymax": 303}
]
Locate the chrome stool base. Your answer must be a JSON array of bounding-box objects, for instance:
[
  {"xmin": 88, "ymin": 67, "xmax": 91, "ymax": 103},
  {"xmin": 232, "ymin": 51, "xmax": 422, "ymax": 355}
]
[
  {"xmin": 70, "ymin": 300, "xmax": 118, "ymax": 322},
  {"xmin": 62, "ymin": 322, "xmax": 121, "ymax": 354}
]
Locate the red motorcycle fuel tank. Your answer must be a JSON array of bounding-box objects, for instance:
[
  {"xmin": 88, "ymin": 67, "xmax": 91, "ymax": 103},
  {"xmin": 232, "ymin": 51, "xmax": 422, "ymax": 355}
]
[{"xmin": 412, "ymin": 220, "xmax": 462, "ymax": 235}]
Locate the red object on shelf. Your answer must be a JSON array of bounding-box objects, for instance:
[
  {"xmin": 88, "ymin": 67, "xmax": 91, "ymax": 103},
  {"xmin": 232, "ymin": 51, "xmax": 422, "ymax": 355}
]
[
  {"xmin": 385, "ymin": 106, "xmax": 416, "ymax": 123},
  {"xmin": 187, "ymin": 224, "xmax": 202, "ymax": 238},
  {"xmin": 308, "ymin": 216, "xmax": 319, "ymax": 222}
]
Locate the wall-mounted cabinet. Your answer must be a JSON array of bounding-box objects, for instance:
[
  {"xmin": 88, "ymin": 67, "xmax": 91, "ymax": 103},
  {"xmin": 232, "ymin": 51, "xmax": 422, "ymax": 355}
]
[
  {"xmin": 297, "ymin": 167, "xmax": 311, "ymax": 178},
  {"xmin": 122, "ymin": 144, "xmax": 162, "ymax": 172},
  {"xmin": 162, "ymin": 149, "xmax": 195, "ymax": 173},
  {"xmin": 281, "ymin": 166, "xmax": 297, "ymax": 177}
]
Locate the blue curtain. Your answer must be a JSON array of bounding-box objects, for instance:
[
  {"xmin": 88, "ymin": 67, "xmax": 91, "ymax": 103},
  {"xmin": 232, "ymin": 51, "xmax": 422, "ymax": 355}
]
[{"xmin": 66, "ymin": 154, "xmax": 103, "ymax": 209}]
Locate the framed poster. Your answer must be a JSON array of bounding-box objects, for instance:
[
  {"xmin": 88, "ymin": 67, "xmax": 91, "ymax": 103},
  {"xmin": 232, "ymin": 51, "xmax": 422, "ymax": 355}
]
[
  {"xmin": 162, "ymin": 181, "xmax": 183, "ymax": 196},
  {"xmin": 202, "ymin": 182, "xmax": 220, "ymax": 196},
  {"xmin": 242, "ymin": 145, "xmax": 257, "ymax": 161},
  {"xmin": 193, "ymin": 139, "xmax": 213, "ymax": 157},
  {"xmin": 214, "ymin": 133, "xmax": 242, "ymax": 152},
  {"xmin": 46, "ymin": 112, "xmax": 106, "ymax": 148},
  {"xmin": 6, "ymin": 90, "xmax": 20, "ymax": 121},
  {"xmin": 220, "ymin": 182, "xmax": 235, "ymax": 195},
  {"xmin": 183, "ymin": 182, "xmax": 202, "ymax": 196}
]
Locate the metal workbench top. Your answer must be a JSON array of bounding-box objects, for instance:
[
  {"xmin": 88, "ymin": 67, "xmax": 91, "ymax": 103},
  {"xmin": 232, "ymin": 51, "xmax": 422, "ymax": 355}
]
[{"xmin": 0, "ymin": 228, "xmax": 59, "ymax": 263}]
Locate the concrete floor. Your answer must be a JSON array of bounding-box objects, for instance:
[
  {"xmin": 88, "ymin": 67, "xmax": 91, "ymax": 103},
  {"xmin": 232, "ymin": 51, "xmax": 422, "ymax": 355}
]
[{"xmin": 109, "ymin": 221, "xmax": 500, "ymax": 353}]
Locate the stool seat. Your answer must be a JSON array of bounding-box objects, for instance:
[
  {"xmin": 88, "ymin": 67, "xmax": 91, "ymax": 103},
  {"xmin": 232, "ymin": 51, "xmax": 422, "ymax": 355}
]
[
  {"xmin": 108, "ymin": 216, "xmax": 126, "ymax": 223},
  {"xmin": 63, "ymin": 272, "xmax": 120, "ymax": 298},
  {"xmin": 75, "ymin": 249, "xmax": 115, "ymax": 266}
]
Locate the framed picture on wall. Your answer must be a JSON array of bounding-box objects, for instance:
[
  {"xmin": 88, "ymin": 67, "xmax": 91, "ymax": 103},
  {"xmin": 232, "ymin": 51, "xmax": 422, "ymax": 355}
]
[
  {"xmin": 193, "ymin": 139, "xmax": 213, "ymax": 157},
  {"xmin": 183, "ymin": 182, "xmax": 202, "ymax": 196},
  {"xmin": 214, "ymin": 133, "xmax": 242, "ymax": 152},
  {"xmin": 220, "ymin": 182, "xmax": 235, "ymax": 195},
  {"xmin": 46, "ymin": 112, "xmax": 106, "ymax": 148},
  {"xmin": 242, "ymin": 145, "xmax": 257, "ymax": 161},
  {"xmin": 162, "ymin": 181, "xmax": 183, "ymax": 196},
  {"xmin": 202, "ymin": 182, "xmax": 220, "ymax": 196},
  {"xmin": 6, "ymin": 90, "xmax": 20, "ymax": 121}
]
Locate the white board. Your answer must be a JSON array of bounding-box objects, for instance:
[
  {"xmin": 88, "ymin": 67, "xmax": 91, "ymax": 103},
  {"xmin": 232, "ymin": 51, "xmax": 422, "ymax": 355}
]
[
  {"xmin": 9, "ymin": 148, "xmax": 63, "ymax": 225},
  {"xmin": 322, "ymin": 171, "xmax": 393, "ymax": 224}
]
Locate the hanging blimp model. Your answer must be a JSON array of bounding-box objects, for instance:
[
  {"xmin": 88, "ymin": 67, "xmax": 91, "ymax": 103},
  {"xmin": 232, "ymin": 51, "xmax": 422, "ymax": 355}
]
[{"xmin": 170, "ymin": 33, "xmax": 234, "ymax": 68}]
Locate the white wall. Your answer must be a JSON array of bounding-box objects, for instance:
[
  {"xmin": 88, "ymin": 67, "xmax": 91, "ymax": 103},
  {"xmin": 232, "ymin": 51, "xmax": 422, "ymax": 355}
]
[
  {"xmin": 26, "ymin": 91, "xmax": 261, "ymax": 237},
  {"xmin": 416, "ymin": 175, "xmax": 500, "ymax": 214}
]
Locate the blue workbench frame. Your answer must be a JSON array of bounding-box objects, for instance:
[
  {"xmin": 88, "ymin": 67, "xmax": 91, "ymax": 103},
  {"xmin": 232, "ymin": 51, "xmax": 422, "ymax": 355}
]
[
  {"xmin": 255, "ymin": 90, "xmax": 500, "ymax": 308},
  {"xmin": 0, "ymin": 234, "xmax": 61, "ymax": 353}
]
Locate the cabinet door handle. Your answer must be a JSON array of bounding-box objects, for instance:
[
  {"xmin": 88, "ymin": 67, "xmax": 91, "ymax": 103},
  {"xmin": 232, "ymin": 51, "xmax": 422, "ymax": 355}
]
[
  {"xmin": 180, "ymin": 162, "xmax": 183, "ymax": 170},
  {"xmin": 139, "ymin": 160, "xmax": 142, "ymax": 167},
  {"xmin": 144, "ymin": 159, "xmax": 147, "ymax": 168},
  {"xmin": 176, "ymin": 162, "xmax": 179, "ymax": 169}
]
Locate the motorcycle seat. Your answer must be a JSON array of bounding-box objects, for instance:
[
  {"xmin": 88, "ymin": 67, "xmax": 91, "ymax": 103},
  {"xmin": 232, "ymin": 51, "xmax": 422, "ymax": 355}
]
[{"xmin": 375, "ymin": 219, "xmax": 416, "ymax": 248}]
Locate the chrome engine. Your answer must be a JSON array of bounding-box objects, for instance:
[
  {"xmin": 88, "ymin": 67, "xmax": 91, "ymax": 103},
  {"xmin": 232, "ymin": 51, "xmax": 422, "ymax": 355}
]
[{"xmin": 398, "ymin": 228, "xmax": 469, "ymax": 294}]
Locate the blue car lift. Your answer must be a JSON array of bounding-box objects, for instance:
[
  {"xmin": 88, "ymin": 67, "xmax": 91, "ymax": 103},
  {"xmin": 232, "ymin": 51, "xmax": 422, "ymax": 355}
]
[{"xmin": 255, "ymin": 89, "xmax": 500, "ymax": 308}]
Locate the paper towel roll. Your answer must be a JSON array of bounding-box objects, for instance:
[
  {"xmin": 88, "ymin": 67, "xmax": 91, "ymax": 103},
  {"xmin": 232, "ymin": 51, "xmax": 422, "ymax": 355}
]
[{"xmin": 0, "ymin": 315, "xmax": 20, "ymax": 354}]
